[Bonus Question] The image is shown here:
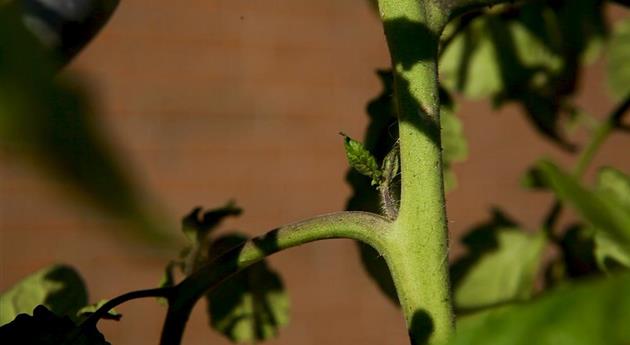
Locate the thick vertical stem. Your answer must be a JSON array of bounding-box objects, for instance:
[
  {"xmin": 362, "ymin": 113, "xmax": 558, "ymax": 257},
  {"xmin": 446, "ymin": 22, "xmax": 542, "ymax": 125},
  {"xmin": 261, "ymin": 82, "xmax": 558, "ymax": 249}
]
[{"xmin": 376, "ymin": 0, "xmax": 454, "ymax": 344}]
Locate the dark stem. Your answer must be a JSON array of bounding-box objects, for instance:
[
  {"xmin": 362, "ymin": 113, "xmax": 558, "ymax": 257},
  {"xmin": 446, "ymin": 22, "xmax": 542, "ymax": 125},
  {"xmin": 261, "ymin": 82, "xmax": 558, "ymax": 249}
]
[
  {"xmin": 80, "ymin": 287, "xmax": 174, "ymax": 328},
  {"xmin": 160, "ymin": 300, "xmax": 195, "ymax": 345}
]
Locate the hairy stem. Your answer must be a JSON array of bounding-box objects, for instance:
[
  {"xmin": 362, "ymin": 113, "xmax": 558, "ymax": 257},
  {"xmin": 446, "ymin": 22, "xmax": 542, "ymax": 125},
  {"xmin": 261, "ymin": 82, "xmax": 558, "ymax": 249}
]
[
  {"xmin": 160, "ymin": 211, "xmax": 391, "ymax": 345},
  {"xmin": 375, "ymin": 0, "xmax": 453, "ymax": 344}
]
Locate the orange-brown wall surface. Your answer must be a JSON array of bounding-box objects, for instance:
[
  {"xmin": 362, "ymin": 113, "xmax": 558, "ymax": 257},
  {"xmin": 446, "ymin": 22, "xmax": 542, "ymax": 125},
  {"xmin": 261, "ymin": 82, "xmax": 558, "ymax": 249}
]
[{"xmin": 1, "ymin": 1, "xmax": 628, "ymax": 344}]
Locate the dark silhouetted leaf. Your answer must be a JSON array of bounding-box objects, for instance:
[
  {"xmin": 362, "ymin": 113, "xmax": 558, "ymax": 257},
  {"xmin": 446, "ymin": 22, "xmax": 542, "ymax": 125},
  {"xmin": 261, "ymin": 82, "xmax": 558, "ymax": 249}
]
[
  {"xmin": 178, "ymin": 203, "xmax": 243, "ymax": 276},
  {"xmin": 163, "ymin": 205, "xmax": 289, "ymax": 342},
  {"xmin": 0, "ymin": 305, "xmax": 110, "ymax": 345},
  {"xmin": 0, "ymin": 265, "xmax": 87, "ymax": 325},
  {"xmin": 206, "ymin": 234, "xmax": 290, "ymax": 343},
  {"xmin": 451, "ymin": 210, "xmax": 546, "ymax": 311},
  {"xmin": 451, "ymin": 273, "xmax": 630, "ymax": 345},
  {"xmin": 182, "ymin": 202, "xmax": 242, "ymax": 244},
  {"xmin": 607, "ymin": 18, "xmax": 630, "ymax": 100}
]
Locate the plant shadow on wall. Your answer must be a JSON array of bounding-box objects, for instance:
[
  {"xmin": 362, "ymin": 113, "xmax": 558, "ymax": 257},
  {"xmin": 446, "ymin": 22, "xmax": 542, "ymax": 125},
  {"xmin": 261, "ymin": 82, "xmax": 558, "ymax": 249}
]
[{"xmin": 1, "ymin": 0, "xmax": 630, "ymax": 345}]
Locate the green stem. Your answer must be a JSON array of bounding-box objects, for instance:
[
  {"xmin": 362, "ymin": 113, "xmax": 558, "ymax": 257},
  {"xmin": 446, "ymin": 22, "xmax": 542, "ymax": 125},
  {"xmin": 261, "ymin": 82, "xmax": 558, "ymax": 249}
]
[
  {"xmin": 375, "ymin": 0, "xmax": 453, "ymax": 344},
  {"xmin": 574, "ymin": 95, "xmax": 630, "ymax": 179},
  {"xmin": 544, "ymin": 95, "xmax": 630, "ymax": 238},
  {"xmin": 572, "ymin": 122, "xmax": 614, "ymax": 179},
  {"xmin": 160, "ymin": 211, "xmax": 391, "ymax": 345}
]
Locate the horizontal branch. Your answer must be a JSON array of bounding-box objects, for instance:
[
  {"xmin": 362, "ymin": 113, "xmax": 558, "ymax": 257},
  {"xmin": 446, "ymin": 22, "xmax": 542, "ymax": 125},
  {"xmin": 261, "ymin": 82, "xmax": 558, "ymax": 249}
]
[{"xmin": 160, "ymin": 211, "xmax": 392, "ymax": 345}]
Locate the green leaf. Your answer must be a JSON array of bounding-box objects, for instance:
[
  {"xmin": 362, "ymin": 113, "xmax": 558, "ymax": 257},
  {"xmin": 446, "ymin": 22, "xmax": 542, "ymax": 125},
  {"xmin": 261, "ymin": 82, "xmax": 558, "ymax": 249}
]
[
  {"xmin": 440, "ymin": 90, "xmax": 469, "ymax": 191},
  {"xmin": 594, "ymin": 233, "xmax": 630, "ymax": 270},
  {"xmin": 440, "ymin": 16, "xmax": 505, "ymax": 99},
  {"xmin": 206, "ymin": 234, "xmax": 290, "ymax": 343},
  {"xmin": 76, "ymin": 300, "xmax": 121, "ymax": 321},
  {"xmin": 597, "ymin": 167, "xmax": 630, "ymax": 210},
  {"xmin": 451, "ymin": 273, "xmax": 630, "ymax": 345},
  {"xmin": 594, "ymin": 167, "xmax": 630, "ymax": 269},
  {"xmin": 0, "ymin": 265, "xmax": 87, "ymax": 325},
  {"xmin": 0, "ymin": 305, "xmax": 110, "ymax": 345},
  {"xmin": 342, "ymin": 133, "xmax": 382, "ymax": 184},
  {"xmin": 440, "ymin": 0, "xmax": 606, "ymax": 149},
  {"xmin": 441, "ymin": 102, "xmax": 468, "ymax": 165},
  {"xmin": 451, "ymin": 211, "xmax": 546, "ymax": 310},
  {"xmin": 537, "ymin": 161, "xmax": 630, "ymax": 255},
  {"xmin": 607, "ymin": 18, "xmax": 630, "ymax": 100}
]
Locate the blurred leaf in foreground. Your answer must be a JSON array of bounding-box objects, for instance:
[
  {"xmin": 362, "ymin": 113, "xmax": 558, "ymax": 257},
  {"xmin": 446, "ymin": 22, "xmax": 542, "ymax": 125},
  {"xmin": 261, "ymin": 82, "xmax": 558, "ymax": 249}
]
[
  {"xmin": 0, "ymin": 305, "xmax": 109, "ymax": 345},
  {"xmin": 18, "ymin": 0, "xmax": 120, "ymax": 66},
  {"xmin": 0, "ymin": 10, "xmax": 168, "ymax": 242},
  {"xmin": 451, "ymin": 273, "xmax": 630, "ymax": 345},
  {"xmin": 0, "ymin": 265, "xmax": 87, "ymax": 326}
]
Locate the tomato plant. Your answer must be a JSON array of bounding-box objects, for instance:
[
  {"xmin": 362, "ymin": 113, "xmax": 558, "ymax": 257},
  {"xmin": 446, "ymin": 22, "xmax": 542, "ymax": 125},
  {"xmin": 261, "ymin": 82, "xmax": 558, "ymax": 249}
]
[{"xmin": 1, "ymin": 0, "xmax": 629, "ymax": 344}]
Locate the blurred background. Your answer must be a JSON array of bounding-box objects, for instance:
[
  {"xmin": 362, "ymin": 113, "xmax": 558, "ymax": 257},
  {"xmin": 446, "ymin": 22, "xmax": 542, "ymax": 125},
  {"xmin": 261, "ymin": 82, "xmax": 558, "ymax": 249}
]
[{"xmin": 1, "ymin": 0, "xmax": 629, "ymax": 344}]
